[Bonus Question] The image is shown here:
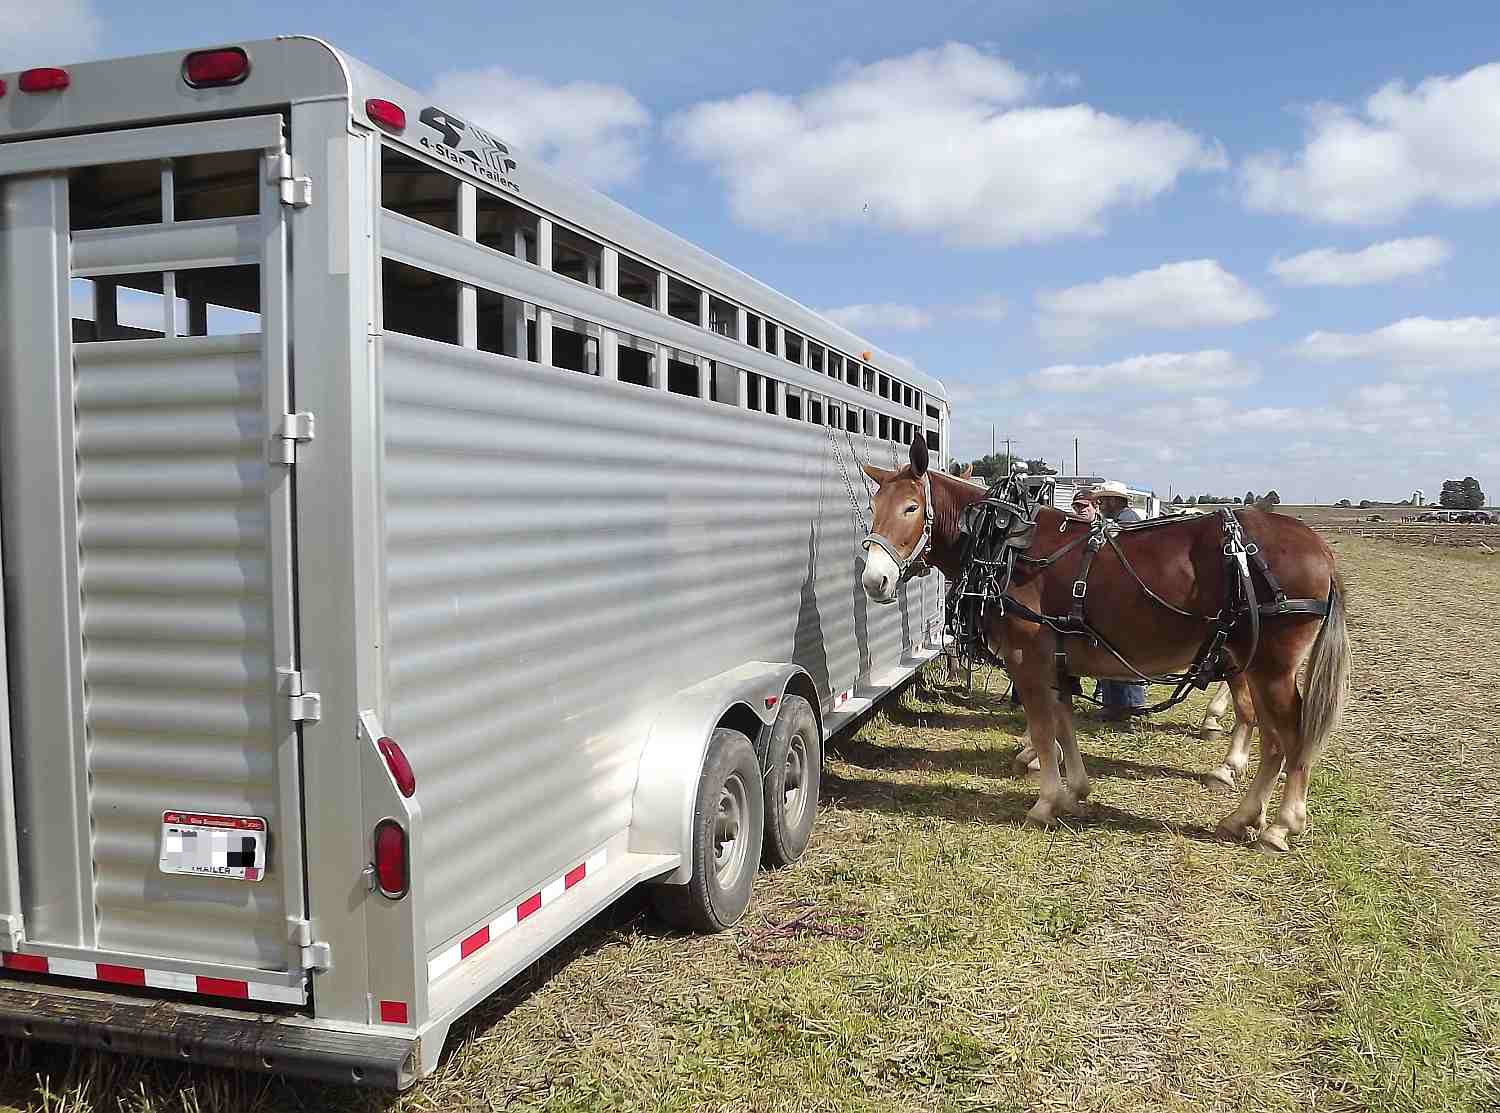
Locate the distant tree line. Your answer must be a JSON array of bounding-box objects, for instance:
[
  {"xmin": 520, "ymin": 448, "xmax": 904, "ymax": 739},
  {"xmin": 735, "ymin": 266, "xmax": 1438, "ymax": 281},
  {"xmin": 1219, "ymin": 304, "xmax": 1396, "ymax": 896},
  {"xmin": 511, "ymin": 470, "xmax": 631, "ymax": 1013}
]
[{"xmin": 1169, "ymin": 491, "xmax": 1280, "ymax": 506}]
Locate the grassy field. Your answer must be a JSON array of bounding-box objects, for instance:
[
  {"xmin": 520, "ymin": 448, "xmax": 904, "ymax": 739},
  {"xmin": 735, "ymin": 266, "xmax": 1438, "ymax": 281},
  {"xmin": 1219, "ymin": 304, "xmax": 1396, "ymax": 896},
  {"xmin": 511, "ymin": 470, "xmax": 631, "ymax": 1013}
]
[{"xmin": 3, "ymin": 535, "xmax": 1498, "ymax": 1112}]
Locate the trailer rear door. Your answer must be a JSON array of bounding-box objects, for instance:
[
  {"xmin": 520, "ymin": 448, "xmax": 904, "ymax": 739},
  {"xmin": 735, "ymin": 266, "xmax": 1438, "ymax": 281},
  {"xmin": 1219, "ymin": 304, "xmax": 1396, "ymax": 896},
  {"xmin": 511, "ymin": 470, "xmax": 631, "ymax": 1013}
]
[{"xmin": 0, "ymin": 115, "xmax": 309, "ymax": 999}]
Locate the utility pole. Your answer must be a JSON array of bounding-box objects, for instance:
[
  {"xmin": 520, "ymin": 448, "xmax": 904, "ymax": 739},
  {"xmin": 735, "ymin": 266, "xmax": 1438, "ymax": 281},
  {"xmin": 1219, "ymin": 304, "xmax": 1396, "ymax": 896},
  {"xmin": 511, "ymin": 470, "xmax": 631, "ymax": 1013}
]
[
  {"xmin": 1074, "ymin": 437, "xmax": 1079, "ymax": 476},
  {"xmin": 991, "ymin": 424, "xmax": 995, "ymax": 456},
  {"xmin": 1005, "ymin": 438, "xmax": 1012, "ymax": 467}
]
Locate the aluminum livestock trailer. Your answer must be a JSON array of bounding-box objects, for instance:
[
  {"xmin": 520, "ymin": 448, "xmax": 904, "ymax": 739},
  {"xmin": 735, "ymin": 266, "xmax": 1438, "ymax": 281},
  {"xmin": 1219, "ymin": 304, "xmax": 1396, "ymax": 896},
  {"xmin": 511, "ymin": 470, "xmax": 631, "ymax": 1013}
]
[{"xmin": 0, "ymin": 38, "xmax": 950, "ymax": 1087}]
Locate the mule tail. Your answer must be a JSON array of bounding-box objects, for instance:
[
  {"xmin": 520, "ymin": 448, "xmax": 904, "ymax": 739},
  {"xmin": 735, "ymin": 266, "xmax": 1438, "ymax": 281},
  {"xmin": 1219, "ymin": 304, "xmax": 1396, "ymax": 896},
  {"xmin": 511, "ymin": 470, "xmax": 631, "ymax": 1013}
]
[{"xmin": 1299, "ymin": 570, "xmax": 1351, "ymax": 763}]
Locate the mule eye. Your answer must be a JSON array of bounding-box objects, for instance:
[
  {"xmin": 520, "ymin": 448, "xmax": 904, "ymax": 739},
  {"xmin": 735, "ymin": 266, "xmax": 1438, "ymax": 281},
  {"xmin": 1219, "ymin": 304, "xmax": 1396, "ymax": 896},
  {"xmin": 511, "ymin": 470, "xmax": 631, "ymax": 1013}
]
[{"xmin": 903, "ymin": 502, "xmax": 919, "ymax": 515}]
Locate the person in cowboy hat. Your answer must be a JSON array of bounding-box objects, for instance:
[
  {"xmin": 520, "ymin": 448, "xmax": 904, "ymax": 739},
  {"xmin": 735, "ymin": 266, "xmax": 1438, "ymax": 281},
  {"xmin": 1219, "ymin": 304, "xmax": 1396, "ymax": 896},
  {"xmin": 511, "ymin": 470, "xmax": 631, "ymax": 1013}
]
[
  {"xmin": 1093, "ymin": 480, "xmax": 1146, "ymax": 720},
  {"xmin": 1094, "ymin": 480, "xmax": 1142, "ymax": 525}
]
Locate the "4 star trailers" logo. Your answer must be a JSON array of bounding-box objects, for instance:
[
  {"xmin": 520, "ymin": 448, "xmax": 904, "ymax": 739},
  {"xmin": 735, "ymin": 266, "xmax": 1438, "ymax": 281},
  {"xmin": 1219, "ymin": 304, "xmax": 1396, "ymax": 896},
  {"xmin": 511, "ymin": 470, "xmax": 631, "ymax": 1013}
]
[{"xmin": 417, "ymin": 106, "xmax": 520, "ymax": 193}]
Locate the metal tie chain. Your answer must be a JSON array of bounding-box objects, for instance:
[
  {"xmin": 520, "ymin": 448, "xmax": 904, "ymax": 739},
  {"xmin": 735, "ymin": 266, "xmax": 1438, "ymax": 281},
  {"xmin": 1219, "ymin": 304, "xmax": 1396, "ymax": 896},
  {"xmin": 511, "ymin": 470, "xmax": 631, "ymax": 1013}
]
[{"xmin": 828, "ymin": 421, "xmax": 870, "ymax": 534}]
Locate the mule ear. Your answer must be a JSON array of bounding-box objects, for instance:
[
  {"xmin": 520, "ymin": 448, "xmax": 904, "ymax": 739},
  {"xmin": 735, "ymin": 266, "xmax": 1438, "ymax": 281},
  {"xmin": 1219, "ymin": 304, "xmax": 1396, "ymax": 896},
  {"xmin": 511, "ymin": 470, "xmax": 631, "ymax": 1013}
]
[
  {"xmin": 862, "ymin": 463, "xmax": 895, "ymax": 486},
  {"xmin": 909, "ymin": 435, "xmax": 929, "ymax": 477}
]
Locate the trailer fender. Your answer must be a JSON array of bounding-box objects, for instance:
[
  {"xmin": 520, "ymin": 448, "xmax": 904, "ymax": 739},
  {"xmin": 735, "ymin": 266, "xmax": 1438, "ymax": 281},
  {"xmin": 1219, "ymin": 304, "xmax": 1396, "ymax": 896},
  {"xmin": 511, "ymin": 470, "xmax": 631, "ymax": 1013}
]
[{"xmin": 629, "ymin": 662, "xmax": 817, "ymax": 885}]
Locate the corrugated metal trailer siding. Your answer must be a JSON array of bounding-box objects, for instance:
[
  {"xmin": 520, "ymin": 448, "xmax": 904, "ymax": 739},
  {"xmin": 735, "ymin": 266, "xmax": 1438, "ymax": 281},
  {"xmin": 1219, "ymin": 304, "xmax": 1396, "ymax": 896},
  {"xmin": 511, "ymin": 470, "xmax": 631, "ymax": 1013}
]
[
  {"xmin": 380, "ymin": 335, "xmax": 927, "ymax": 950},
  {"xmin": 75, "ymin": 335, "xmax": 290, "ymax": 968}
]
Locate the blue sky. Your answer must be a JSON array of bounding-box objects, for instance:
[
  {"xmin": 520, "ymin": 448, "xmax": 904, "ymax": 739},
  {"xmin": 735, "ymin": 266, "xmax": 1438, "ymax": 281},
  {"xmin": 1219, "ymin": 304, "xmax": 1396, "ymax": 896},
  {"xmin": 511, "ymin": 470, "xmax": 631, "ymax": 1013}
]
[{"xmin": 9, "ymin": 1, "xmax": 1500, "ymax": 502}]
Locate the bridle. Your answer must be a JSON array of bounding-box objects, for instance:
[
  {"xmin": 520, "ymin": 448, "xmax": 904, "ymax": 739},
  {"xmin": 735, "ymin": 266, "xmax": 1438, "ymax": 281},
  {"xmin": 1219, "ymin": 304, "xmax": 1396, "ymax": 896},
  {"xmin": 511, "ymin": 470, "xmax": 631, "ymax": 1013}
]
[{"xmin": 861, "ymin": 471, "xmax": 934, "ymax": 587}]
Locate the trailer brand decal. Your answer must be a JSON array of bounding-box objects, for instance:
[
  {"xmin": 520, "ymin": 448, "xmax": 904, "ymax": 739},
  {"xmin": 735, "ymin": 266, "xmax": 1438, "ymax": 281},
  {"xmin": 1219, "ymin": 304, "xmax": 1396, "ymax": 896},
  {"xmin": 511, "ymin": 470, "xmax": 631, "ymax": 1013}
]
[
  {"xmin": 159, "ymin": 811, "xmax": 266, "ymax": 882},
  {"xmin": 427, "ymin": 848, "xmax": 606, "ymax": 982},
  {"xmin": 0, "ymin": 951, "xmax": 306, "ymax": 1004},
  {"xmin": 417, "ymin": 106, "xmax": 520, "ymax": 193}
]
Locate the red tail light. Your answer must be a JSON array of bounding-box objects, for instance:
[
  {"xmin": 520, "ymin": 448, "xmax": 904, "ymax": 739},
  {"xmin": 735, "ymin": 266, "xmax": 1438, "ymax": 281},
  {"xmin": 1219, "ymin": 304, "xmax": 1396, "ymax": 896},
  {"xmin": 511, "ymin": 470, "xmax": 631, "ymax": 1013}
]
[
  {"xmin": 0, "ymin": 79, "xmax": 7, "ymax": 99},
  {"xmin": 19, "ymin": 68, "xmax": 70, "ymax": 93},
  {"xmin": 377, "ymin": 737, "xmax": 416, "ymax": 798},
  {"xmin": 184, "ymin": 48, "xmax": 250, "ymax": 88},
  {"xmin": 365, "ymin": 99, "xmax": 406, "ymax": 133},
  {"xmin": 373, "ymin": 820, "xmax": 409, "ymax": 899}
]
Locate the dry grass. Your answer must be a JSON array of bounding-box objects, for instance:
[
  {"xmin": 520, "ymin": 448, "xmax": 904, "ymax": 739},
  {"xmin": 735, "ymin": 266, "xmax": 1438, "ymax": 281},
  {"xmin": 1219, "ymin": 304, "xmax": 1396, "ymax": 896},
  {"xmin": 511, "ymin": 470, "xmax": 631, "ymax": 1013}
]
[{"xmin": 3, "ymin": 537, "xmax": 1498, "ymax": 1112}]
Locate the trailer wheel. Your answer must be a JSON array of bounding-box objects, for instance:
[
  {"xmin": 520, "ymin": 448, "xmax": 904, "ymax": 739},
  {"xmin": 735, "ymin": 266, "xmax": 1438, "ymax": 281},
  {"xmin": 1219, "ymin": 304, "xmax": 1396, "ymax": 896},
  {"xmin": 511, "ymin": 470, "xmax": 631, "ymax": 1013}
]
[
  {"xmin": 650, "ymin": 728, "xmax": 763, "ymax": 933},
  {"xmin": 761, "ymin": 696, "xmax": 820, "ymax": 867}
]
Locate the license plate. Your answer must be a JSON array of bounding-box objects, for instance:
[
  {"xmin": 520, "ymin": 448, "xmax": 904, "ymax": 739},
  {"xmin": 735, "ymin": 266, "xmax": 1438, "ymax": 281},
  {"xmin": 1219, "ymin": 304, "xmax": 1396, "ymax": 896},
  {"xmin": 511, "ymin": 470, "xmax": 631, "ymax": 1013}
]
[{"xmin": 159, "ymin": 811, "xmax": 266, "ymax": 882}]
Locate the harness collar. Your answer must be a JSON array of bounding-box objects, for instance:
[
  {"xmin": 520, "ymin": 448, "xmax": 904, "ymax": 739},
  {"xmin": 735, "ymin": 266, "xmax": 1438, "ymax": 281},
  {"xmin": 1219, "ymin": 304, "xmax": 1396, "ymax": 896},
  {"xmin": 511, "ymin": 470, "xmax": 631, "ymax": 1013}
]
[{"xmin": 862, "ymin": 472, "xmax": 934, "ymax": 588}]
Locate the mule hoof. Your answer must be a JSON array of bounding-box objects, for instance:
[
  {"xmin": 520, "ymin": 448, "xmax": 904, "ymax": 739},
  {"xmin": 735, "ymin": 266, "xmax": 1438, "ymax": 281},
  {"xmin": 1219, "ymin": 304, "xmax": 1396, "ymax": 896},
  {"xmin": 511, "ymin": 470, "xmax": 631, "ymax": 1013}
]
[
  {"xmin": 1216, "ymin": 817, "xmax": 1256, "ymax": 842},
  {"xmin": 1064, "ymin": 796, "xmax": 1096, "ymax": 818},
  {"xmin": 1025, "ymin": 803, "xmax": 1059, "ymax": 829},
  {"xmin": 1258, "ymin": 825, "xmax": 1291, "ymax": 853},
  {"xmin": 1207, "ymin": 764, "xmax": 1236, "ymax": 790}
]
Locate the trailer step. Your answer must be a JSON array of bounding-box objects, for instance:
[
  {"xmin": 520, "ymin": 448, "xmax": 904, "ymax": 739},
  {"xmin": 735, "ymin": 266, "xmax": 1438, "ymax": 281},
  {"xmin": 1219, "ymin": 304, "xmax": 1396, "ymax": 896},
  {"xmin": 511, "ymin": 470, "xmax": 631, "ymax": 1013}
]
[
  {"xmin": 419, "ymin": 847, "xmax": 677, "ymax": 1076},
  {"xmin": 0, "ymin": 975, "xmax": 416, "ymax": 1088}
]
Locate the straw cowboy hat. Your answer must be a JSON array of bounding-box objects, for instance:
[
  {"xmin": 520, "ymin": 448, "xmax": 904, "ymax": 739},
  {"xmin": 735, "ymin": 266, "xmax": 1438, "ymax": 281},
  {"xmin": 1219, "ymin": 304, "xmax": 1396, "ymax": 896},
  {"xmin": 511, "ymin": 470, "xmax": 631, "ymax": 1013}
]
[{"xmin": 1096, "ymin": 480, "xmax": 1130, "ymax": 500}]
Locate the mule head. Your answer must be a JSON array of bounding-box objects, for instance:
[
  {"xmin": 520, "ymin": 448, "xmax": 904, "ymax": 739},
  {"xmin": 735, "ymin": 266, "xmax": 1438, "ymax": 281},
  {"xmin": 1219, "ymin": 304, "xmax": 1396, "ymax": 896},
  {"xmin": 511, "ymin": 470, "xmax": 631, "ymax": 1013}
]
[{"xmin": 860, "ymin": 437, "xmax": 932, "ymax": 605}]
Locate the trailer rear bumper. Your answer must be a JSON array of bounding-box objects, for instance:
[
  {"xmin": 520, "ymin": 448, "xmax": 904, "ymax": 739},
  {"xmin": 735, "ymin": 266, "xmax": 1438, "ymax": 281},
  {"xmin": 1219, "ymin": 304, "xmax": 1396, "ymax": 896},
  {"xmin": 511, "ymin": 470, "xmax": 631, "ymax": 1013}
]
[{"xmin": 0, "ymin": 975, "xmax": 418, "ymax": 1088}]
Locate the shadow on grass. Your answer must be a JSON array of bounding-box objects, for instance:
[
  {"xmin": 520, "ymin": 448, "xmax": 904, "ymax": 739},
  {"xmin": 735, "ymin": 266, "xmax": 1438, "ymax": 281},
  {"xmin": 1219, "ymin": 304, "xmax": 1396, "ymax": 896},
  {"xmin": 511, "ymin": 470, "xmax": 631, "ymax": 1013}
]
[
  {"xmin": 822, "ymin": 769, "xmax": 1226, "ymax": 843},
  {"xmin": 830, "ymin": 732, "xmax": 1229, "ymax": 792}
]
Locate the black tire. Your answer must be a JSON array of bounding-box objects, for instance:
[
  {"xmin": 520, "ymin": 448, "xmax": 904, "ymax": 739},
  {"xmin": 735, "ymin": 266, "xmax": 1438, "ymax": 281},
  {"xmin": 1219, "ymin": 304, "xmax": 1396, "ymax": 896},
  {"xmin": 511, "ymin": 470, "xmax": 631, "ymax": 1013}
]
[
  {"xmin": 650, "ymin": 728, "xmax": 763, "ymax": 933},
  {"xmin": 761, "ymin": 696, "xmax": 820, "ymax": 868}
]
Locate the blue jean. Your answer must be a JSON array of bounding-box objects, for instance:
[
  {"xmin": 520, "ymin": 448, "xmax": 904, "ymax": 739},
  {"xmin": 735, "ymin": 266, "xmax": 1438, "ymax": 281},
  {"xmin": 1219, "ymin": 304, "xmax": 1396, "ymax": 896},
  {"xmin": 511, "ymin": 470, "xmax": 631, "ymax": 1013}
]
[{"xmin": 1098, "ymin": 679, "xmax": 1147, "ymax": 708}]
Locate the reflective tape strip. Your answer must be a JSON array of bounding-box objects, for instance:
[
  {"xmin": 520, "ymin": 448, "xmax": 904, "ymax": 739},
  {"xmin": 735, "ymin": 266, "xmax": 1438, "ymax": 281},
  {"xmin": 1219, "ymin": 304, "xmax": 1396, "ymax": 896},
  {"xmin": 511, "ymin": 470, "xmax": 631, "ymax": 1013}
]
[
  {"xmin": 1, "ymin": 951, "xmax": 306, "ymax": 1005},
  {"xmin": 428, "ymin": 847, "xmax": 608, "ymax": 983}
]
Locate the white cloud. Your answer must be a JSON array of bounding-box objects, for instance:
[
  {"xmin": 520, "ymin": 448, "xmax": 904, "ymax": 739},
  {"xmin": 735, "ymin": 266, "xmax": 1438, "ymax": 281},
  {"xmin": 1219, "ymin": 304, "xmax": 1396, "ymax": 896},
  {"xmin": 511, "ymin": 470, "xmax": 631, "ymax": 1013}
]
[
  {"xmin": 0, "ymin": 0, "xmax": 101, "ymax": 68},
  {"xmin": 1242, "ymin": 61, "xmax": 1500, "ymax": 224},
  {"xmin": 669, "ymin": 43, "xmax": 1223, "ymax": 246},
  {"xmin": 953, "ymin": 294, "xmax": 1010, "ymax": 322},
  {"xmin": 1295, "ymin": 316, "xmax": 1500, "ymax": 375},
  {"xmin": 819, "ymin": 294, "xmax": 1007, "ymax": 333},
  {"xmin": 1270, "ymin": 237, "xmax": 1451, "ymax": 287},
  {"xmin": 1028, "ymin": 349, "xmax": 1261, "ymax": 394},
  {"xmin": 1036, "ymin": 260, "xmax": 1273, "ymax": 345},
  {"xmin": 819, "ymin": 303, "xmax": 934, "ymax": 332},
  {"xmin": 429, "ymin": 67, "xmax": 650, "ymax": 190}
]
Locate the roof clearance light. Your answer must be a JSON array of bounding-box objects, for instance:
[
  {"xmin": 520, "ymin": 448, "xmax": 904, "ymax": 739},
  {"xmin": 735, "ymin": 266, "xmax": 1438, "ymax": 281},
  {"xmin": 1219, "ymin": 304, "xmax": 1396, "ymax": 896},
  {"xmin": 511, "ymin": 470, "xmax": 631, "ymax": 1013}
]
[
  {"xmin": 376, "ymin": 737, "xmax": 417, "ymax": 798},
  {"xmin": 183, "ymin": 48, "xmax": 250, "ymax": 88},
  {"xmin": 366, "ymin": 99, "xmax": 406, "ymax": 133},
  {"xmin": 19, "ymin": 68, "xmax": 70, "ymax": 93}
]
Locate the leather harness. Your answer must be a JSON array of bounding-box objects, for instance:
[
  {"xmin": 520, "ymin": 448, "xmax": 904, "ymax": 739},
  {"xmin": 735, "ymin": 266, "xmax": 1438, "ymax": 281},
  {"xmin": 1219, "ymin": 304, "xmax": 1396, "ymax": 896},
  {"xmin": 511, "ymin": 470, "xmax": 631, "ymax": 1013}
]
[{"xmin": 943, "ymin": 483, "xmax": 1331, "ymax": 712}]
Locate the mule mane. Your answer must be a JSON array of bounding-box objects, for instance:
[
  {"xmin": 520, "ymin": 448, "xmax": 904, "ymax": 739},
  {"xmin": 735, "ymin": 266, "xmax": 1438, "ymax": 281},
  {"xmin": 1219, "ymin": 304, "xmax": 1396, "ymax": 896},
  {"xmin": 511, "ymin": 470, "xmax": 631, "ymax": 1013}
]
[{"xmin": 927, "ymin": 470, "xmax": 990, "ymax": 565}]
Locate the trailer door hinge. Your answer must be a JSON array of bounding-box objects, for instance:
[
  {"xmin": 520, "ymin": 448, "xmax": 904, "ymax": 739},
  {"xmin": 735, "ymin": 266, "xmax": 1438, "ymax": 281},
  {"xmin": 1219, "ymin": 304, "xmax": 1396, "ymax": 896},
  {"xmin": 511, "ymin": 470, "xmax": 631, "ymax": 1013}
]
[
  {"xmin": 0, "ymin": 913, "xmax": 24, "ymax": 951},
  {"xmin": 273, "ymin": 411, "xmax": 315, "ymax": 465},
  {"xmin": 288, "ymin": 917, "xmax": 331, "ymax": 971},
  {"xmin": 272, "ymin": 152, "xmax": 313, "ymax": 209},
  {"xmin": 280, "ymin": 668, "xmax": 322, "ymax": 723}
]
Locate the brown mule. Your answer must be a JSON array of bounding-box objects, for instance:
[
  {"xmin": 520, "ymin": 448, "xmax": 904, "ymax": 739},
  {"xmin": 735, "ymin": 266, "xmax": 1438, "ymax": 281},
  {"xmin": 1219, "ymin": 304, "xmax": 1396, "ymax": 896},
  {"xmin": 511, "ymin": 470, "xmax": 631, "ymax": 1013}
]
[{"xmin": 860, "ymin": 439, "xmax": 1351, "ymax": 851}]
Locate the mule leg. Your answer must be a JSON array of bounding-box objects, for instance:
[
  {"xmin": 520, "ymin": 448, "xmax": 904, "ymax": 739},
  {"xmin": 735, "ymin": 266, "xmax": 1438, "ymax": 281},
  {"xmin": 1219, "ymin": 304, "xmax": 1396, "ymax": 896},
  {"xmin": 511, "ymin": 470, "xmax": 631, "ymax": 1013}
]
[
  {"xmin": 1216, "ymin": 733, "xmax": 1285, "ymax": 842},
  {"xmin": 1208, "ymin": 676, "xmax": 1257, "ymax": 789},
  {"xmin": 1054, "ymin": 697, "xmax": 1091, "ymax": 806},
  {"xmin": 1017, "ymin": 685, "xmax": 1070, "ymax": 828},
  {"xmin": 1199, "ymin": 682, "xmax": 1233, "ymax": 737},
  {"xmin": 1256, "ymin": 669, "xmax": 1312, "ymax": 852}
]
